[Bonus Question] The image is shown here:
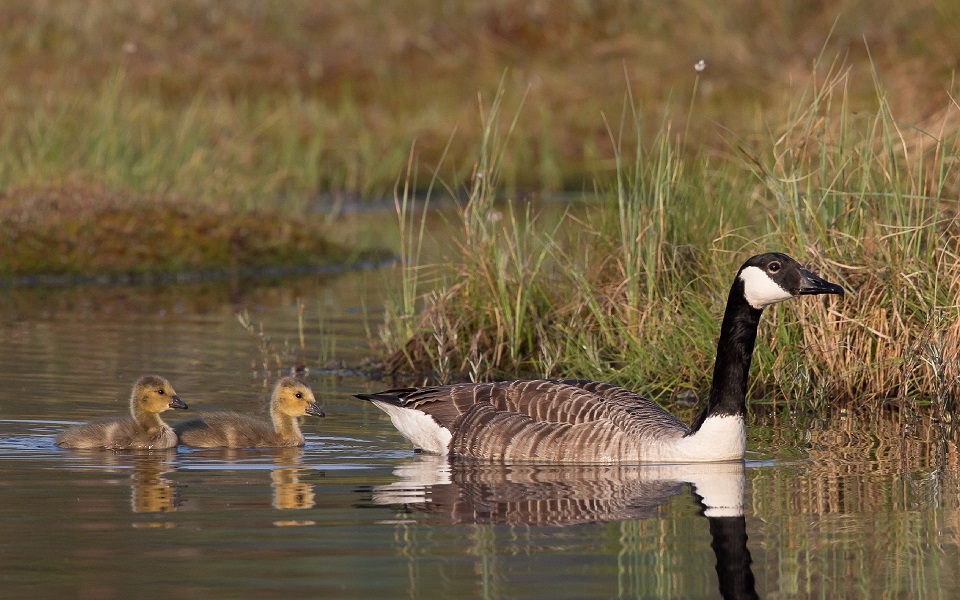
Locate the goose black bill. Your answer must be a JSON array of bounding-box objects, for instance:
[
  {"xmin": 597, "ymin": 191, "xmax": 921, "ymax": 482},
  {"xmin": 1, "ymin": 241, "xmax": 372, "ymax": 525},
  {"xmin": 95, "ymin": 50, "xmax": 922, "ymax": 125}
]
[{"xmin": 797, "ymin": 268, "xmax": 844, "ymax": 296}]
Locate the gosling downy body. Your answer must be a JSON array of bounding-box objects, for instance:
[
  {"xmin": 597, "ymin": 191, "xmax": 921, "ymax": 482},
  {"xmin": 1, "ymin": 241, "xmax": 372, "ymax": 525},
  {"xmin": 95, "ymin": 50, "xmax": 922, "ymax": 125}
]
[
  {"xmin": 174, "ymin": 377, "xmax": 324, "ymax": 448},
  {"xmin": 55, "ymin": 375, "xmax": 187, "ymax": 450},
  {"xmin": 357, "ymin": 253, "xmax": 843, "ymax": 463}
]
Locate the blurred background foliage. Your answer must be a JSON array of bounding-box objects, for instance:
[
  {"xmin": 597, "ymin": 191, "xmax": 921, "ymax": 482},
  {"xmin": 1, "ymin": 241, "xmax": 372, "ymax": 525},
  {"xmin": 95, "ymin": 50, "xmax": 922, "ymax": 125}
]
[{"xmin": 1, "ymin": 0, "xmax": 957, "ymax": 203}]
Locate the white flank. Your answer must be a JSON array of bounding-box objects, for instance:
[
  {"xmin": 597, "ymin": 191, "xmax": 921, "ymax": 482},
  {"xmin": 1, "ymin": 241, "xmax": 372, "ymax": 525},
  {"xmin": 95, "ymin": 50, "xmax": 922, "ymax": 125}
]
[
  {"xmin": 666, "ymin": 414, "xmax": 746, "ymax": 462},
  {"xmin": 738, "ymin": 265, "xmax": 793, "ymax": 309},
  {"xmin": 372, "ymin": 401, "xmax": 453, "ymax": 455}
]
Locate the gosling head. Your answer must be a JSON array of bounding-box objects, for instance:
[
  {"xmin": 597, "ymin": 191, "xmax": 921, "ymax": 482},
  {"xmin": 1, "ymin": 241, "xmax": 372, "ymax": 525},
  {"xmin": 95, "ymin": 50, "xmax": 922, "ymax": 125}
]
[
  {"xmin": 737, "ymin": 252, "xmax": 844, "ymax": 310},
  {"xmin": 131, "ymin": 375, "xmax": 188, "ymax": 413},
  {"xmin": 272, "ymin": 376, "xmax": 325, "ymax": 418}
]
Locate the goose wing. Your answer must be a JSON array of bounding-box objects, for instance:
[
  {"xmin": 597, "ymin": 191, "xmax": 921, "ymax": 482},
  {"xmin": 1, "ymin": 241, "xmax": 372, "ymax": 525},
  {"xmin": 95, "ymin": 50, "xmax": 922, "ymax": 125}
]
[
  {"xmin": 546, "ymin": 379, "xmax": 691, "ymax": 433},
  {"xmin": 358, "ymin": 379, "xmax": 691, "ymax": 461}
]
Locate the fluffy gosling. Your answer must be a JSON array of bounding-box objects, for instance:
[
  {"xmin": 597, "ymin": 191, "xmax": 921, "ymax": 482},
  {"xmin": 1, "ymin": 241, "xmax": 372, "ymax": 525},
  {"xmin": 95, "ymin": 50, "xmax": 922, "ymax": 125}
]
[
  {"xmin": 174, "ymin": 377, "xmax": 324, "ymax": 448},
  {"xmin": 55, "ymin": 375, "xmax": 187, "ymax": 450}
]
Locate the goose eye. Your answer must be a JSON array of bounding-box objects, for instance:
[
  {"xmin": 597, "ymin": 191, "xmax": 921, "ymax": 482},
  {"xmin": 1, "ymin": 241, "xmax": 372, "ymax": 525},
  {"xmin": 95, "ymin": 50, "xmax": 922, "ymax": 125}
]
[
  {"xmin": 768, "ymin": 261, "xmax": 781, "ymax": 273},
  {"xmin": 157, "ymin": 389, "xmax": 165, "ymax": 395},
  {"xmin": 295, "ymin": 392, "xmax": 303, "ymax": 399}
]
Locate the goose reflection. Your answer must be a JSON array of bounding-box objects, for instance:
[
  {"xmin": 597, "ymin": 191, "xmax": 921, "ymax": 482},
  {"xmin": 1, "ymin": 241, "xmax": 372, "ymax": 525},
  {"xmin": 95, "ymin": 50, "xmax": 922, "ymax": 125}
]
[
  {"xmin": 371, "ymin": 455, "xmax": 745, "ymax": 522},
  {"xmin": 368, "ymin": 455, "xmax": 757, "ymax": 600}
]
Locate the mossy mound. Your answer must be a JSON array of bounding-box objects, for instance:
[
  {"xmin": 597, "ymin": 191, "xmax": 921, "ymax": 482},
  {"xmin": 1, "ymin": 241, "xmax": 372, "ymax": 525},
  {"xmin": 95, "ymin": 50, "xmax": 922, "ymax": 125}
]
[{"xmin": 0, "ymin": 184, "xmax": 385, "ymax": 283}]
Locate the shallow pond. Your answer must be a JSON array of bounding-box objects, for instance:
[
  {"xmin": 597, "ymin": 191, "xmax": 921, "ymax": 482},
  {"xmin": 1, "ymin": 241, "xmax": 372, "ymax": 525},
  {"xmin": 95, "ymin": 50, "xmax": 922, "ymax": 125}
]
[{"xmin": 1, "ymin": 270, "xmax": 959, "ymax": 599}]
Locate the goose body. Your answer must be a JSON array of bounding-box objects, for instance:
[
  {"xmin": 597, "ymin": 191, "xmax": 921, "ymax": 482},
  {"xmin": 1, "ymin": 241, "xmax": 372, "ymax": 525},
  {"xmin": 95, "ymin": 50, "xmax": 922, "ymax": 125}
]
[
  {"xmin": 55, "ymin": 375, "xmax": 187, "ymax": 450},
  {"xmin": 174, "ymin": 377, "xmax": 324, "ymax": 448},
  {"xmin": 358, "ymin": 253, "xmax": 843, "ymax": 463}
]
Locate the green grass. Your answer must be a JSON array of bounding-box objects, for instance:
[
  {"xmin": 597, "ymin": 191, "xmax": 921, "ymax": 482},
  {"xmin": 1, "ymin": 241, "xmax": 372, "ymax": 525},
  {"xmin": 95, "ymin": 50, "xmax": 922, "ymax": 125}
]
[
  {"xmin": 0, "ymin": 72, "xmax": 407, "ymax": 211},
  {"xmin": 380, "ymin": 62, "xmax": 960, "ymax": 411}
]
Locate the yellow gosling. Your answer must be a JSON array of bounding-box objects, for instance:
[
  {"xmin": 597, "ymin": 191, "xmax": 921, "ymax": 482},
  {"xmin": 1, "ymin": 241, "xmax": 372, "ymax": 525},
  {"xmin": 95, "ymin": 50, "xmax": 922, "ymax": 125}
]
[
  {"xmin": 174, "ymin": 377, "xmax": 324, "ymax": 448},
  {"xmin": 55, "ymin": 375, "xmax": 187, "ymax": 450}
]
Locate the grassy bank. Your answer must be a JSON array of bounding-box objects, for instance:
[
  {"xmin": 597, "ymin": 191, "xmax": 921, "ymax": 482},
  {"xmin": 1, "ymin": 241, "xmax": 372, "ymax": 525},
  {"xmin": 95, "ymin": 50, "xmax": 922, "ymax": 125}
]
[{"xmin": 380, "ymin": 65, "xmax": 960, "ymax": 414}]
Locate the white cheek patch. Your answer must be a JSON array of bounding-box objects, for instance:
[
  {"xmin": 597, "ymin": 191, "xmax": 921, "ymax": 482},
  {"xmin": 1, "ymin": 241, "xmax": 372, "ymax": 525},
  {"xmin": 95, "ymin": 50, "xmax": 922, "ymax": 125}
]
[{"xmin": 739, "ymin": 266, "xmax": 793, "ymax": 309}]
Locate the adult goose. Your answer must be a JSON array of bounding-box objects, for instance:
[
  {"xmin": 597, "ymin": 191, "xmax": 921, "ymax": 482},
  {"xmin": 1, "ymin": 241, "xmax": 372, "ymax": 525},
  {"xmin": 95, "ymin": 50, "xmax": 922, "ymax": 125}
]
[
  {"xmin": 174, "ymin": 377, "xmax": 324, "ymax": 448},
  {"xmin": 55, "ymin": 375, "xmax": 187, "ymax": 450},
  {"xmin": 356, "ymin": 252, "xmax": 843, "ymax": 463}
]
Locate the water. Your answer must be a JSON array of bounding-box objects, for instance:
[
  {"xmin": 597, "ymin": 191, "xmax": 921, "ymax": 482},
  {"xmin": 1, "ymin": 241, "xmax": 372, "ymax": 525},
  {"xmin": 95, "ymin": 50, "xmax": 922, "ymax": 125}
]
[{"xmin": 1, "ymin": 271, "xmax": 959, "ymax": 599}]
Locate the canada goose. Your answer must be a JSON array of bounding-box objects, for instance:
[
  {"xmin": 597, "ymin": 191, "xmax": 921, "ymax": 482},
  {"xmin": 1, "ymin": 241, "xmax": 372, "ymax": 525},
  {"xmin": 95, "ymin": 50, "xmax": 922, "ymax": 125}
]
[
  {"xmin": 55, "ymin": 375, "xmax": 187, "ymax": 450},
  {"xmin": 174, "ymin": 377, "xmax": 324, "ymax": 448},
  {"xmin": 356, "ymin": 252, "xmax": 843, "ymax": 463}
]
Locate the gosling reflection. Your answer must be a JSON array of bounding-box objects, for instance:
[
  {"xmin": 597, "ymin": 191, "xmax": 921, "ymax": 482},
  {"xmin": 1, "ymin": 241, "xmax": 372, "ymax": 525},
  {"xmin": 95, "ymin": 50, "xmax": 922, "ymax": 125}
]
[
  {"xmin": 369, "ymin": 456, "xmax": 757, "ymax": 600},
  {"xmin": 128, "ymin": 451, "xmax": 179, "ymax": 513},
  {"xmin": 81, "ymin": 451, "xmax": 180, "ymax": 515},
  {"xmin": 271, "ymin": 448, "xmax": 316, "ymax": 511}
]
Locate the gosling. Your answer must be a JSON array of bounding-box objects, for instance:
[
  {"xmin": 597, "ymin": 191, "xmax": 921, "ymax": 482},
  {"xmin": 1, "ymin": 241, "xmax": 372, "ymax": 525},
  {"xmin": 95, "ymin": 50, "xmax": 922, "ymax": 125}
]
[
  {"xmin": 55, "ymin": 375, "xmax": 187, "ymax": 450},
  {"xmin": 174, "ymin": 377, "xmax": 324, "ymax": 448}
]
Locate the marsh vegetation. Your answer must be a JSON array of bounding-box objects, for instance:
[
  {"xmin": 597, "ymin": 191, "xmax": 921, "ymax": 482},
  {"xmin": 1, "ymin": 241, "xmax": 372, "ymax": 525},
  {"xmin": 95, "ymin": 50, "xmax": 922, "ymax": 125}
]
[{"xmin": 379, "ymin": 63, "xmax": 960, "ymax": 419}]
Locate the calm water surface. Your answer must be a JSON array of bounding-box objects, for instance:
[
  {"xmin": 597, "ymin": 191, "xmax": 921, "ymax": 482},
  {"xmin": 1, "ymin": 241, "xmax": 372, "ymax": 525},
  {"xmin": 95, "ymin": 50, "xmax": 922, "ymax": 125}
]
[{"xmin": 1, "ymin": 271, "xmax": 958, "ymax": 599}]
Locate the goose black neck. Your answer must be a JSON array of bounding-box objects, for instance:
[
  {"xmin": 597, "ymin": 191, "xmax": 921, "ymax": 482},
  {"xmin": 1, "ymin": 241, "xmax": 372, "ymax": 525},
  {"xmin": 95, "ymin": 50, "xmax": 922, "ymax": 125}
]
[{"xmin": 690, "ymin": 281, "xmax": 762, "ymax": 433}]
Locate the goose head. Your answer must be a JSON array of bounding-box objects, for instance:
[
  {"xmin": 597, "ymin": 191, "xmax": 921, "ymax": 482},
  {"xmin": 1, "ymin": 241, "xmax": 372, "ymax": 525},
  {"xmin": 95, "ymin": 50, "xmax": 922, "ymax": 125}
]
[
  {"xmin": 131, "ymin": 375, "xmax": 187, "ymax": 414},
  {"xmin": 737, "ymin": 253, "xmax": 843, "ymax": 310},
  {"xmin": 272, "ymin": 377, "xmax": 325, "ymax": 418}
]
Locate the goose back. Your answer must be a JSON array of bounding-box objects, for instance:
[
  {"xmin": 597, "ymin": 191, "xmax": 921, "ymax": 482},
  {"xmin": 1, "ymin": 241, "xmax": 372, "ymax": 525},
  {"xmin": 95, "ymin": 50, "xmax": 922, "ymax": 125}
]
[{"xmin": 361, "ymin": 378, "xmax": 692, "ymax": 463}]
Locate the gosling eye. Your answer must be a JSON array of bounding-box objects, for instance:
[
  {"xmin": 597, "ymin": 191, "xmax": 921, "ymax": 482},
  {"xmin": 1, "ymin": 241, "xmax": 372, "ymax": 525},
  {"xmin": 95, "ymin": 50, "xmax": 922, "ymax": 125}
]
[
  {"xmin": 295, "ymin": 392, "xmax": 303, "ymax": 399},
  {"xmin": 768, "ymin": 261, "xmax": 781, "ymax": 273},
  {"xmin": 157, "ymin": 389, "xmax": 165, "ymax": 395}
]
